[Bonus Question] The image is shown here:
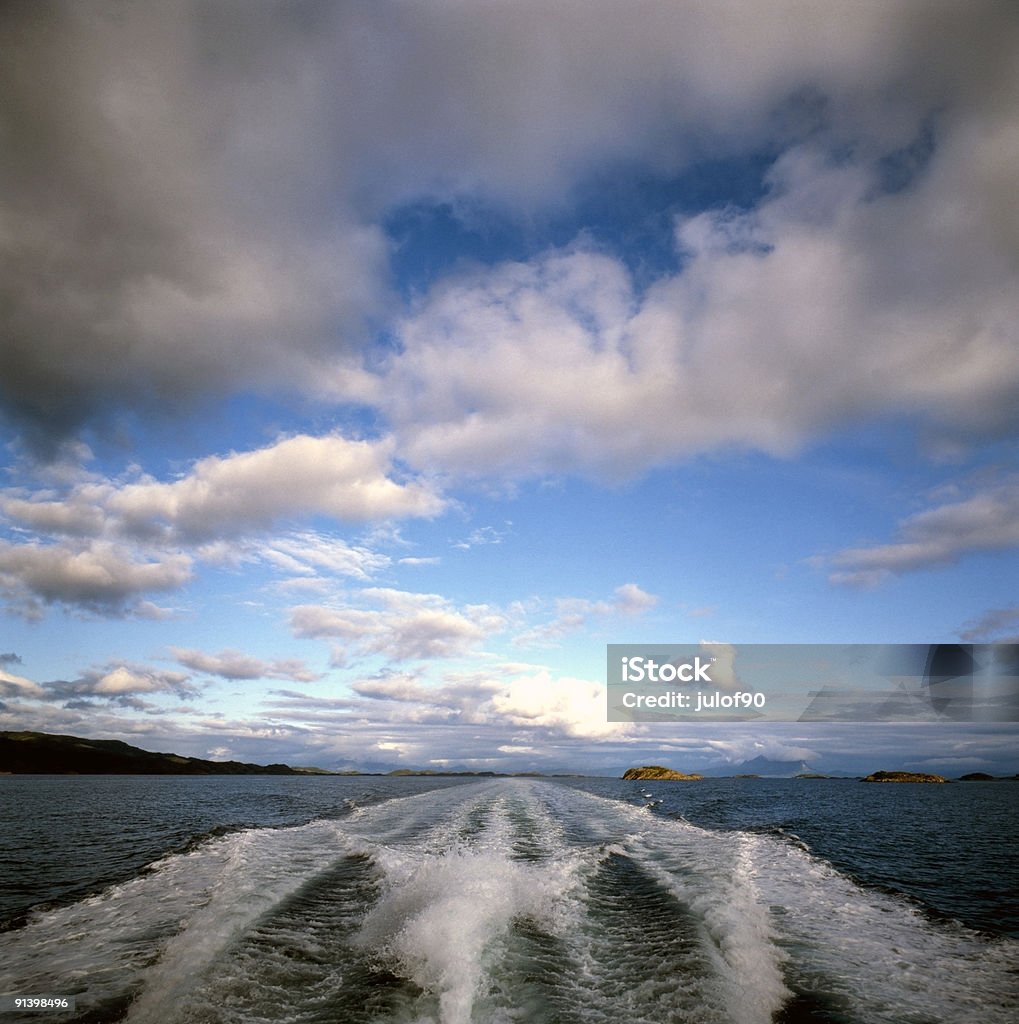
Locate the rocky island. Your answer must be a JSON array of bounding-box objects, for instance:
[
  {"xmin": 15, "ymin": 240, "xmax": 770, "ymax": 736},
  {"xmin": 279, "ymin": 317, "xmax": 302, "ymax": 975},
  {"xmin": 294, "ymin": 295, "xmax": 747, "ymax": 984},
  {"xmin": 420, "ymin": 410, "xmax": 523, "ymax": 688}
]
[
  {"xmin": 861, "ymin": 770, "xmax": 948, "ymax": 783},
  {"xmin": 622, "ymin": 765, "xmax": 703, "ymax": 781}
]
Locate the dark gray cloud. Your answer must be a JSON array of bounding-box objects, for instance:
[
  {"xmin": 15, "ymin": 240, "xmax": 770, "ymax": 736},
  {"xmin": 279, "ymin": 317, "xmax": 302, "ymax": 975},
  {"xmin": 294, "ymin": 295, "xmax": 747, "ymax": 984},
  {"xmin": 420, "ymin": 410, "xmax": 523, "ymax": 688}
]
[
  {"xmin": 0, "ymin": 1, "xmax": 383, "ymax": 452},
  {"xmin": 0, "ymin": 538, "xmax": 192, "ymax": 619}
]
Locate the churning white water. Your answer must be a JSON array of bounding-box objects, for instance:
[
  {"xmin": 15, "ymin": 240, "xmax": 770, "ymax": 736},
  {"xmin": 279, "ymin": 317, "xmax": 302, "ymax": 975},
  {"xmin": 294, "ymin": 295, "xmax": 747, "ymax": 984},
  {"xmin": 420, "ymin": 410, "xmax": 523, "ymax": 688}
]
[{"xmin": 0, "ymin": 779, "xmax": 1015, "ymax": 1023}]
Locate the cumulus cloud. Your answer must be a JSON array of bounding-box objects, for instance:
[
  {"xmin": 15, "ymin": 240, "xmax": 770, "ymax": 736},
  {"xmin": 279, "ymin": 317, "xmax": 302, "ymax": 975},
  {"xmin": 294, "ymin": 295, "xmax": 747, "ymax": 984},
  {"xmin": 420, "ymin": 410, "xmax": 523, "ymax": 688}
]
[
  {"xmin": 273, "ymin": 663, "xmax": 627, "ymax": 743},
  {"xmin": 700, "ymin": 642, "xmax": 741, "ymax": 689},
  {"xmin": 106, "ymin": 435, "xmax": 444, "ymax": 542},
  {"xmin": 291, "ymin": 588, "xmax": 507, "ymax": 662},
  {"xmin": 1, "ymin": 496, "xmax": 106, "ymax": 538},
  {"xmin": 489, "ymin": 672, "xmax": 624, "ymax": 740},
  {"xmin": 383, "ymin": 125, "xmax": 1019, "ymax": 478},
  {"xmin": 42, "ymin": 663, "xmax": 197, "ymax": 706},
  {"xmin": 4, "ymin": 2, "xmax": 1018, "ymax": 773},
  {"xmin": 0, "ymin": 435, "xmax": 440, "ymax": 617},
  {"xmin": 5, "ymin": 0, "xmax": 1018, "ymax": 463},
  {"xmin": 171, "ymin": 647, "xmax": 321, "ymax": 683},
  {"xmin": 826, "ymin": 477, "xmax": 1019, "ymax": 585},
  {"xmin": 349, "ymin": 672, "xmax": 501, "ymax": 725},
  {"xmin": 3, "ymin": 435, "xmax": 441, "ymax": 542},
  {"xmin": 0, "ymin": 539, "xmax": 192, "ymax": 618},
  {"xmin": 705, "ymin": 737, "xmax": 820, "ymax": 766},
  {"xmin": 0, "ymin": 666, "xmax": 46, "ymax": 700}
]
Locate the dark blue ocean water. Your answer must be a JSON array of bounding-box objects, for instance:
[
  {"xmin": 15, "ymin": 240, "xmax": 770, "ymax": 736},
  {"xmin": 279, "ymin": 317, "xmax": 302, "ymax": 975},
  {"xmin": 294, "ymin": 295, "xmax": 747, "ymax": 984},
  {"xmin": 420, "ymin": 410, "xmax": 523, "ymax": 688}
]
[{"xmin": 0, "ymin": 775, "xmax": 1016, "ymax": 1023}]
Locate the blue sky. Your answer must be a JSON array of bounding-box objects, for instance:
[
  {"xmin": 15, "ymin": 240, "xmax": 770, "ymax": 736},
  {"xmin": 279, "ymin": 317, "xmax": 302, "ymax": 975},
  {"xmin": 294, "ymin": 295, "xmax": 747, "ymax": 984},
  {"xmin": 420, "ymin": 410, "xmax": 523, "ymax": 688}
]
[{"xmin": 1, "ymin": 1, "xmax": 1017, "ymax": 775}]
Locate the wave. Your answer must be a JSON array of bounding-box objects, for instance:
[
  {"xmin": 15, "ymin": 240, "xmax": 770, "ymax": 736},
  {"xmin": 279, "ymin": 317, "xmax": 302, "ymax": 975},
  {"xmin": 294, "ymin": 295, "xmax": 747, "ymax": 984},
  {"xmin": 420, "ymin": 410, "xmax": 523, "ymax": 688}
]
[{"xmin": 0, "ymin": 780, "xmax": 1014, "ymax": 1023}]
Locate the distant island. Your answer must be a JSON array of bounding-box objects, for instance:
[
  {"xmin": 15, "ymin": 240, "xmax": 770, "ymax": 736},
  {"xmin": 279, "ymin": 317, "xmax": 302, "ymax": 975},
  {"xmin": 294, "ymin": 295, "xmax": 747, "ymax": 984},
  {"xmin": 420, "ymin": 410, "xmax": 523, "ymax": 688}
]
[
  {"xmin": 0, "ymin": 731, "xmax": 322, "ymax": 776},
  {"xmin": 622, "ymin": 765, "xmax": 703, "ymax": 781},
  {"xmin": 861, "ymin": 770, "xmax": 948, "ymax": 783}
]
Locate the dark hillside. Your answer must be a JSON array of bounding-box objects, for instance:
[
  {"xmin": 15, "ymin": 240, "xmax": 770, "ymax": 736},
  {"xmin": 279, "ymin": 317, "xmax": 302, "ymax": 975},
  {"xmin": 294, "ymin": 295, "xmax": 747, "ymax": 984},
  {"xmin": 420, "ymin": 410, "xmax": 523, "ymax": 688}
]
[{"xmin": 0, "ymin": 731, "xmax": 305, "ymax": 775}]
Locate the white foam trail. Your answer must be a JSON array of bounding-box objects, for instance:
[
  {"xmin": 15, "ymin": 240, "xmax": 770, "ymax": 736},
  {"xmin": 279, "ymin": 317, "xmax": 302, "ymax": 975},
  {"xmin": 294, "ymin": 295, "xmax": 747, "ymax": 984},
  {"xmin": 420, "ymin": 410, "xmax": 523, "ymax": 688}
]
[
  {"xmin": 0, "ymin": 829, "xmax": 239, "ymax": 1014},
  {"xmin": 633, "ymin": 832, "xmax": 790, "ymax": 1024},
  {"xmin": 744, "ymin": 832, "xmax": 1019, "ymax": 1023},
  {"xmin": 3, "ymin": 779, "xmax": 1015, "ymax": 1024},
  {"xmin": 123, "ymin": 820, "xmax": 354, "ymax": 1024},
  {"xmin": 537, "ymin": 783, "xmax": 789, "ymax": 1024},
  {"xmin": 0, "ymin": 818, "xmax": 360, "ymax": 1023},
  {"xmin": 542, "ymin": 782, "xmax": 1019, "ymax": 1024},
  {"xmin": 355, "ymin": 789, "xmax": 584, "ymax": 1024}
]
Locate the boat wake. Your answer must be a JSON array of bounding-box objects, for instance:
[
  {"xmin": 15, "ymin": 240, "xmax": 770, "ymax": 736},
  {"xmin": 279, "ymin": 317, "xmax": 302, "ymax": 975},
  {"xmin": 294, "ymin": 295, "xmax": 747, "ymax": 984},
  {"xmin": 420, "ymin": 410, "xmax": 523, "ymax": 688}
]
[{"xmin": 1, "ymin": 780, "xmax": 1015, "ymax": 1023}]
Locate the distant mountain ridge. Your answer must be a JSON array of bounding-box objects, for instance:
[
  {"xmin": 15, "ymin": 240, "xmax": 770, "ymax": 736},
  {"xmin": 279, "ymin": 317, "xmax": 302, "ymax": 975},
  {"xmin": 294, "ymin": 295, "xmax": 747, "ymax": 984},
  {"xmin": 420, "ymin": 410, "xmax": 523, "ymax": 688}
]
[
  {"xmin": 722, "ymin": 755, "xmax": 814, "ymax": 777},
  {"xmin": 0, "ymin": 731, "xmax": 318, "ymax": 775}
]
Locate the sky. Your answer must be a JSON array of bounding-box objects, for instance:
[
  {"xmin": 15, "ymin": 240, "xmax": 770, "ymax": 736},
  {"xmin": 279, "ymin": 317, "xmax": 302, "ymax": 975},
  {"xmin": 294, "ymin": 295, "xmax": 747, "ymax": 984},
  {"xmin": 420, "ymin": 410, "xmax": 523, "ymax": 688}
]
[{"xmin": 1, "ymin": 0, "xmax": 1018, "ymax": 776}]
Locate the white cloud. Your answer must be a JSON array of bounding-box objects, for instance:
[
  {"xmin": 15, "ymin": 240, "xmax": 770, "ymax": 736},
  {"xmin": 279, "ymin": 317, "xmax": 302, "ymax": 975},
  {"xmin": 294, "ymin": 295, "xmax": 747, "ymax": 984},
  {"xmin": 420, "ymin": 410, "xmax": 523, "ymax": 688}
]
[
  {"xmin": 349, "ymin": 673, "xmax": 500, "ymax": 724},
  {"xmin": 613, "ymin": 583, "xmax": 659, "ymax": 615},
  {"xmin": 700, "ymin": 642, "xmax": 740, "ymax": 689},
  {"xmin": 274, "ymin": 664, "xmax": 630, "ymax": 743},
  {"xmin": 489, "ymin": 672, "xmax": 625, "ymax": 740},
  {"xmin": 705, "ymin": 737, "xmax": 820, "ymax": 765},
  {"xmin": 0, "ymin": 497, "xmax": 106, "ymax": 537},
  {"xmin": 171, "ymin": 647, "xmax": 321, "ymax": 684},
  {"xmin": 0, "ymin": 436, "xmax": 440, "ymax": 617},
  {"xmin": 382, "ymin": 120, "xmax": 1019, "ymax": 480},
  {"xmin": 93, "ymin": 665, "xmax": 189, "ymax": 696},
  {"xmin": 0, "ymin": 666, "xmax": 45, "ymax": 699},
  {"xmin": 290, "ymin": 588, "xmax": 507, "ymax": 662},
  {"xmin": 258, "ymin": 532, "xmax": 392, "ymax": 581},
  {"xmin": 107, "ymin": 435, "xmax": 444, "ymax": 542},
  {"xmin": 826, "ymin": 477, "xmax": 1019, "ymax": 585},
  {"xmin": 515, "ymin": 583, "xmax": 658, "ymax": 647},
  {"xmin": 451, "ymin": 525, "xmax": 510, "ymax": 551}
]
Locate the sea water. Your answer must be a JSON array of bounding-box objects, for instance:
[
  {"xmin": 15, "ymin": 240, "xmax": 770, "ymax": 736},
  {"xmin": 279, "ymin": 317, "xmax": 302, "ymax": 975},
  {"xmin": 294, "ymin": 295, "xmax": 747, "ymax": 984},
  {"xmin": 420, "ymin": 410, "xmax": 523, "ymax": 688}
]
[{"xmin": 0, "ymin": 775, "xmax": 1016, "ymax": 1023}]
